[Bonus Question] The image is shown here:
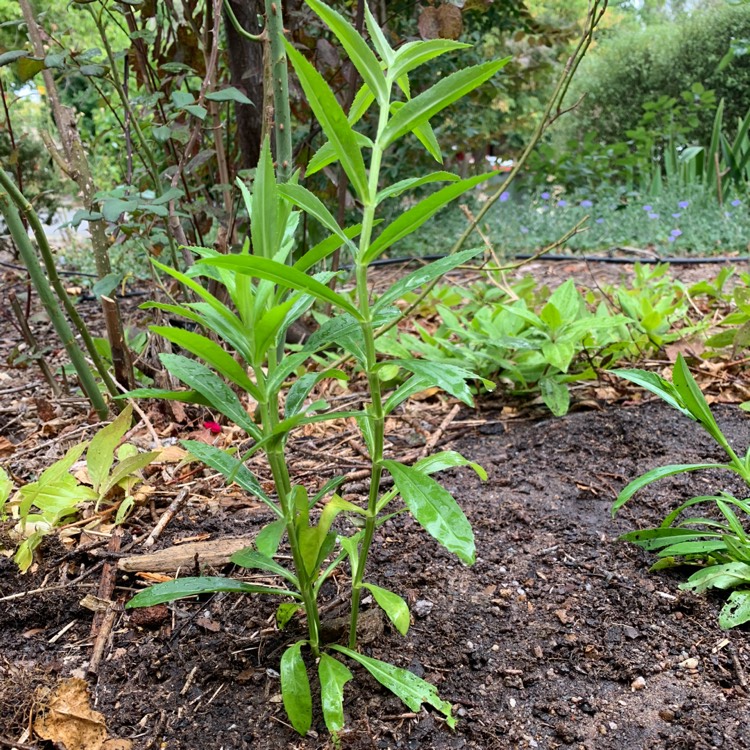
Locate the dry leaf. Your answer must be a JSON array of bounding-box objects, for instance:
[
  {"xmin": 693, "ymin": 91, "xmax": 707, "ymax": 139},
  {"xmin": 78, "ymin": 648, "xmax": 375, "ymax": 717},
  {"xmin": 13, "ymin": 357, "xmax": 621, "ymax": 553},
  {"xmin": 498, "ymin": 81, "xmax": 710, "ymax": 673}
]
[
  {"xmin": 0, "ymin": 436, "xmax": 15, "ymax": 457},
  {"xmin": 437, "ymin": 3, "xmax": 463, "ymax": 39},
  {"xmin": 34, "ymin": 678, "xmax": 132, "ymax": 750},
  {"xmin": 418, "ymin": 6, "xmax": 440, "ymax": 39}
]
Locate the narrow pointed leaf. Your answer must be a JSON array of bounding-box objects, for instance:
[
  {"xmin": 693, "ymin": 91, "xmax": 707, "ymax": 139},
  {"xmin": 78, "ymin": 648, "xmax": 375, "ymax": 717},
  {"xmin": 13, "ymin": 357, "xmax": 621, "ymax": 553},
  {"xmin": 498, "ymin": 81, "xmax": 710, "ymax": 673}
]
[
  {"xmin": 125, "ymin": 388, "xmax": 213, "ymax": 406},
  {"xmin": 306, "ymin": 0, "xmax": 388, "ymax": 104},
  {"xmin": 231, "ymin": 548, "xmax": 299, "ymax": 586},
  {"xmin": 376, "ymin": 171, "xmax": 460, "ymax": 204},
  {"xmin": 611, "ymin": 367, "xmax": 692, "ymax": 419},
  {"xmin": 294, "ymin": 223, "xmax": 363, "ymax": 273},
  {"xmin": 331, "ymin": 646, "xmax": 456, "ymax": 729},
  {"xmin": 318, "ymin": 654, "xmax": 352, "ymax": 735},
  {"xmin": 278, "ymin": 183, "xmax": 351, "ymax": 246},
  {"xmin": 364, "ymin": 173, "xmax": 492, "ymax": 262},
  {"xmin": 281, "ymin": 642, "xmax": 312, "ymax": 736},
  {"xmin": 181, "ymin": 440, "xmax": 275, "ymax": 510},
  {"xmin": 413, "ymin": 450, "xmax": 487, "ymax": 480},
  {"xmin": 284, "ymin": 39, "xmax": 369, "ymax": 198},
  {"xmin": 672, "ymin": 353, "xmax": 723, "ymax": 438},
  {"xmin": 88, "ymin": 404, "xmax": 132, "ymax": 493},
  {"xmin": 374, "ymin": 248, "xmax": 482, "ymax": 311},
  {"xmin": 198, "ymin": 255, "xmax": 362, "ymax": 319},
  {"xmin": 381, "ymin": 58, "xmax": 509, "ymax": 148},
  {"xmin": 392, "ymin": 359, "xmax": 493, "ymax": 406},
  {"xmin": 613, "ymin": 463, "xmax": 733, "ymax": 516},
  {"xmin": 362, "ymin": 582, "xmax": 410, "ymax": 634},
  {"xmin": 389, "ymin": 39, "xmax": 471, "ymax": 82},
  {"xmin": 102, "ymin": 452, "xmax": 160, "ymax": 495},
  {"xmin": 126, "ymin": 577, "xmax": 297, "ymax": 608},
  {"xmin": 364, "ymin": 3, "xmax": 393, "ymax": 65},
  {"xmin": 160, "ymin": 353, "xmax": 261, "ymax": 439},
  {"xmin": 383, "ymin": 460, "xmax": 475, "ymax": 564},
  {"xmin": 150, "ymin": 326, "xmax": 261, "ymax": 399},
  {"xmin": 251, "ymin": 137, "xmax": 278, "ymax": 259}
]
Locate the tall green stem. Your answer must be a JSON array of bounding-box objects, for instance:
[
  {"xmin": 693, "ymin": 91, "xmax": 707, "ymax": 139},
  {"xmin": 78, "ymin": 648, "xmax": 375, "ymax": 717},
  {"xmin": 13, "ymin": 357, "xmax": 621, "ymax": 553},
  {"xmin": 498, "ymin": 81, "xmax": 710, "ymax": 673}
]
[
  {"xmin": 265, "ymin": 0, "xmax": 292, "ymax": 182},
  {"xmin": 348, "ymin": 107, "xmax": 389, "ymax": 647},
  {"xmin": 0, "ymin": 191, "xmax": 109, "ymax": 419}
]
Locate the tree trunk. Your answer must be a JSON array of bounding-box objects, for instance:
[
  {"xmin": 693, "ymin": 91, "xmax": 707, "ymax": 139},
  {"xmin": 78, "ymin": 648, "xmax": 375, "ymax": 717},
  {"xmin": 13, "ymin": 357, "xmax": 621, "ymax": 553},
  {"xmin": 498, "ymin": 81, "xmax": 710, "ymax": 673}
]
[{"xmin": 224, "ymin": 0, "xmax": 265, "ymax": 169}]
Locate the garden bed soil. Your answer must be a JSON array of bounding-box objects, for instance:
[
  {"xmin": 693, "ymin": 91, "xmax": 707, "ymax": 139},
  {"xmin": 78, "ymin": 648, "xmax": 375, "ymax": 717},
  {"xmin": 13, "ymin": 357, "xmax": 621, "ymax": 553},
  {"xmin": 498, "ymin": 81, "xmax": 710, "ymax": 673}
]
[
  {"xmin": 1, "ymin": 399, "xmax": 749, "ymax": 750},
  {"xmin": 1, "ymin": 257, "xmax": 749, "ymax": 749}
]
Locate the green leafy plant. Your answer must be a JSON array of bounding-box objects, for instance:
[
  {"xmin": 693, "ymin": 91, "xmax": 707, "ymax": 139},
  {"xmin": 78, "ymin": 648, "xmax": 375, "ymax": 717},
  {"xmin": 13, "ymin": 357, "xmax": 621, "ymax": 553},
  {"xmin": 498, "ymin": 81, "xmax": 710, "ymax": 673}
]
[
  {"xmin": 612, "ymin": 354, "xmax": 750, "ymax": 629},
  {"xmin": 126, "ymin": 0, "xmax": 507, "ymax": 737},
  {"xmin": 1, "ymin": 405, "xmax": 159, "ymax": 571}
]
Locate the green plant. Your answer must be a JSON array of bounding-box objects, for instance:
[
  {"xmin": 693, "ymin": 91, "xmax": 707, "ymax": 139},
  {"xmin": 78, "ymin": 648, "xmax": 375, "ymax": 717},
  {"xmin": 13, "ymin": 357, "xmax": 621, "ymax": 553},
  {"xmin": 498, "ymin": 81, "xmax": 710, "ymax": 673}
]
[
  {"xmin": 125, "ymin": 1, "xmax": 507, "ymax": 737},
  {"xmin": 1, "ymin": 405, "xmax": 159, "ymax": 571},
  {"xmin": 612, "ymin": 354, "xmax": 750, "ymax": 629}
]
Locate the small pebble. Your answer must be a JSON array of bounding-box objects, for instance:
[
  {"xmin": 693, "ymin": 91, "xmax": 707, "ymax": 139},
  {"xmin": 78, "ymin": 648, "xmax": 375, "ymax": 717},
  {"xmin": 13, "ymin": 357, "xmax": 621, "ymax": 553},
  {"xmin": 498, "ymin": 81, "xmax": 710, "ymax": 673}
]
[
  {"xmin": 631, "ymin": 676, "xmax": 646, "ymax": 691},
  {"xmin": 414, "ymin": 599, "xmax": 433, "ymax": 618},
  {"xmin": 679, "ymin": 657, "xmax": 699, "ymax": 670}
]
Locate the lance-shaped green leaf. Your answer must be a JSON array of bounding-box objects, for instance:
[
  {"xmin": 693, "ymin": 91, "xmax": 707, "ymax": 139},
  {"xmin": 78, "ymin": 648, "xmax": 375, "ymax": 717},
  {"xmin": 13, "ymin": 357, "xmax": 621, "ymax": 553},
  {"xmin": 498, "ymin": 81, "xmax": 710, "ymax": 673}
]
[
  {"xmin": 254, "ymin": 296, "xmax": 301, "ymax": 362},
  {"xmin": 612, "ymin": 463, "xmax": 732, "ymax": 516},
  {"xmin": 125, "ymin": 388, "xmax": 213, "ymax": 407},
  {"xmin": 388, "ymin": 39, "xmax": 471, "ymax": 82},
  {"xmin": 364, "ymin": 173, "xmax": 492, "ymax": 263},
  {"xmin": 362, "ymin": 582, "xmax": 410, "ymax": 635},
  {"xmin": 383, "ymin": 460, "xmax": 475, "ymax": 565},
  {"xmin": 380, "ymin": 58, "xmax": 509, "ymax": 148},
  {"xmin": 672, "ymin": 353, "xmax": 724, "ymax": 442},
  {"xmin": 413, "ymin": 450, "xmax": 488, "ymax": 480},
  {"xmin": 160, "ymin": 353, "xmax": 261, "ymax": 439},
  {"xmin": 374, "ymin": 248, "xmax": 482, "ymax": 312},
  {"xmin": 680, "ymin": 562, "xmax": 750, "ymax": 593},
  {"xmin": 286, "ymin": 369, "xmax": 348, "ymax": 418},
  {"xmin": 126, "ymin": 576, "xmax": 298, "ymax": 608},
  {"xmin": 278, "ymin": 182, "xmax": 352, "ymax": 248},
  {"xmin": 197, "ymin": 255, "xmax": 362, "ymax": 319},
  {"xmin": 293, "ymin": 223, "xmax": 363, "ymax": 273},
  {"xmin": 305, "ymin": 131, "xmax": 373, "ymax": 177},
  {"xmin": 102, "ymin": 451, "xmax": 160, "ymax": 495},
  {"xmin": 251, "ymin": 137, "xmax": 278, "ymax": 260},
  {"xmin": 88, "ymin": 404, "xmax": 133, "ymax": 494},
  {"xmin": 391, "ymin": 359, "xmax": 493, "ymax": 406},
  {"xmin": 364, "ymin": 2, "xmax": 393, "ymax": 65},
  {"xmin": 318, "ymin": 654, "xmax": 353, "ymax": 736},
  {"xmin": 281, "ymin": 641, "xmax": 312, "ymax": 736},
  {"xmin": 181, "ymin": 440, "xmax": 275, "ymax": 511},
  {"xmin": 231, "ymin": 548, "xmax": 299, "ymax": 587},
  {"xmin": 150, "ymin": 326, "xmax": 261, "ymax": 400},
  {"xmin": 284, "ymin": 39, "xmax": 369, "ymax": 199},
  {"xmin": 719, "ymin": 590, "xmax": 750, "ymax": 629},
  {"xmin": 620, "ymin": 526, "xmax": 723, "ymax": 551},
  {"xmin": 331, "ymin": 645, "xmax": 456, "ymax": 729},
  {"xmin": 376, "ymin": 171, "xmax": 460, "ymax": 204},
  {"xmin": 255, "ymin": 519, "xmax": 286, "ymax": 557},
  {"xmin": 611, "ymin": 367, "xmax": 692, "ymax": 420},
  {"xmin": 306, "ymin": 0, "xmax": 387, "ymax": 105}
]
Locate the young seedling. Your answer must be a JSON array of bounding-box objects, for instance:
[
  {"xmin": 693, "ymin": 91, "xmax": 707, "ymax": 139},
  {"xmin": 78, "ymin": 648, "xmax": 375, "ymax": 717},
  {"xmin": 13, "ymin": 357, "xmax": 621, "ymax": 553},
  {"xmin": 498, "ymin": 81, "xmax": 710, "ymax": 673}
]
[
  {"xmin": 613, "ymin": 353, "xmax": 750, "ymax": 629},
  {"xmin": 126, "ymin": 0, "xmax": 506, "ymax": 736}
]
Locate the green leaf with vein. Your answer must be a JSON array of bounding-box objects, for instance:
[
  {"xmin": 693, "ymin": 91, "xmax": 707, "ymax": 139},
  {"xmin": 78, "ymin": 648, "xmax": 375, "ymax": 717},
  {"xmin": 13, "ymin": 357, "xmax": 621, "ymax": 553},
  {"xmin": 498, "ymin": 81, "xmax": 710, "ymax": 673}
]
[
  {"xmin": 251, "ymin": 137, "xmax": 278, "ymax": 260},
  {"xmin": 374, "ymin": 248, "xmax": 482, "ymax": 312},
  {"xmin": 87, "ymin": 404, "xmax": 132, "ymax": 494},
  {"xmin": 719, "ymin": 591, "xmax": 750, "ymax": 629},
  {"xmin": 160, "ymin": 353, "xmax": 261, "ymax": 439},
  {"xmin": 126, "ymin": 577, "xmax": 298, "ymax": 608},
  {"xmin": 381, "ymin": 58, "xmax": 510, "ymax": 148},
  {"xmin": 364, "ymin": 173, "xmax": 492, "ymax": 263},
  {"xmin": 284, "ymin": 38, "xmax": 368, "ymax": 198},
  {"xmin": 230, "ymin": 548, "xmax": 299, "ymax": 587},
  {"xmin": 364, "ymin": 2, "xmax": 393, "ymax": 64},
  {"xmin": 318, "ymin": 654, "xmax": 353, "ymax": 736},
  {"xmin": 331, "ymin": 646, "xmax": 456, "ymax": 729},
  {"xmin": 392, "ymin": 359, "xmax": 493, "ymax": 406},
  {"xmin": 613, "ymin": 463, "xmax": 733, "ymax": 516},
  {"xmin": 383, "ymin": 460, "xmax": 475, "ymax": 564},
  {"xmin": 150, "ymin": 326, "xmax": 261, "ymax": 399},
  {"xmin": 376, "ymin": 171, "xmax": 460, "ymax": 204},
  {"xmin": 197, "ymin": 255, "xmax": 362, "ymax": 319},
  {"xmin": 362, "ymin": 582, "xmax": 410, "ymax": 635},
  {"xmin": 281, "ymin": 641, "xmax": 313, "ymax": 736},
  {"xmin": 305, "ymin": 0, "xmax": 387, "ymax": 105},
  {"xmin": 388, "ymin": 39, "xmax": 470, "ymax": 82},
  {"xmin": 180, "ymin": 441, "xmax": 274, "ymax": 510},
  {"xmin": 278, "ymin": 183, "xmax": 352, "ymax": 246}
]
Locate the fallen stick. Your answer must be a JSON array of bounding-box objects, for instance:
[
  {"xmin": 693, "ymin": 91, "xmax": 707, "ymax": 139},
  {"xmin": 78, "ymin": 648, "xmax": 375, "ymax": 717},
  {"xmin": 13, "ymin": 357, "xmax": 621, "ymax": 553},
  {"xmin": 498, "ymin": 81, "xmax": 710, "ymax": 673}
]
[
  {"xmin": 91, "ymin": 528, "xmax": 122, "ymax": 638},
  {"xmin": 420, "ymin": 403, "xmax": 461, "ymax": 459},
  {"xmin": 117, "ymin": 535, "xmax": 257, "ymax": 573},
  {"xmin": 143, "ymin": 488, "xmax": 189, "ymax": 548}
]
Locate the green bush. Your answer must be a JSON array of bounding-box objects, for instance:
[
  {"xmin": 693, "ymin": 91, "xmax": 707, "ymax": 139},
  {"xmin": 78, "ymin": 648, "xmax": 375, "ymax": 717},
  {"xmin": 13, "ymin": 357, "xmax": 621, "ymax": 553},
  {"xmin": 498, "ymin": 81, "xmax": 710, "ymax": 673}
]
[{"xmin": 558, "ymin": 3, "xmax": 750, "ymax": 148}]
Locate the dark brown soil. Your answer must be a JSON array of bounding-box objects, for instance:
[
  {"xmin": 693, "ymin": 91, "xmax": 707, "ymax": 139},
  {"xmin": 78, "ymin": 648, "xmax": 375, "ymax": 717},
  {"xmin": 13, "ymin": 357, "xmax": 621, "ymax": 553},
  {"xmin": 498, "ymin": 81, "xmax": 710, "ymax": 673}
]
[{"xmin": 2, "ymin": 399, "xmax": 749, "ymax": 750}]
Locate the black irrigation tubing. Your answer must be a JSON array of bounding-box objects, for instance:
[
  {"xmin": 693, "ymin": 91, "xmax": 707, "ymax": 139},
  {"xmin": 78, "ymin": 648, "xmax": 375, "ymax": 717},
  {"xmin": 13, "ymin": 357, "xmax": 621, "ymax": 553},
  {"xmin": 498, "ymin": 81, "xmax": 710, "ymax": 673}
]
[{"xmin": 354, "ymin": 253, "xmax": 750, "ymax": 269}]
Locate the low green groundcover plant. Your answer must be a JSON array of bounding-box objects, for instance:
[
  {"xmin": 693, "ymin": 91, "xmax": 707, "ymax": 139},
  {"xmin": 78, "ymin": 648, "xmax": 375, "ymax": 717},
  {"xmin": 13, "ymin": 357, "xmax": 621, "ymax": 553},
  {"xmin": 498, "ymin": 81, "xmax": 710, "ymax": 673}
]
[
  {"xmin": 125, "ymin": 0, "xmax": 507, "ymax": 737},
  {"xmin": 612, "ymin": 354, "xmax": 750, "ymax": 629}
]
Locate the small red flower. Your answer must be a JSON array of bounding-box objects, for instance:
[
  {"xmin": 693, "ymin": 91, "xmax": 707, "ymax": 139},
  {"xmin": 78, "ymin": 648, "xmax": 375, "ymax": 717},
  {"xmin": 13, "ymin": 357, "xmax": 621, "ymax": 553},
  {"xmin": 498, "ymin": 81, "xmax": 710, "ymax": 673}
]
[{"xmin": 203, "ymin": 420, "xmax": 222, "ymax": 434}]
